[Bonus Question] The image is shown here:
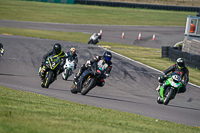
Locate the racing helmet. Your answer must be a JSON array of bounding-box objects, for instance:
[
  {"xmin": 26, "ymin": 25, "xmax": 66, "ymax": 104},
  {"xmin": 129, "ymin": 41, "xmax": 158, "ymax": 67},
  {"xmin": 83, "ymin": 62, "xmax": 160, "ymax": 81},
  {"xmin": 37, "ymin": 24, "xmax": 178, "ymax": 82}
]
[
  {"xmin": 103, "ymin": 51, "xmax": 112, "ymax": 63},
  {"xmin": 176, "ymin": 58, "xmax": 185, "ymax": 69},
  {"xmin": 172, "ymin": 75, "xmax": 181, "ymax": 83},
  {"xmin": 53, "ymin": 43, "xmax": 61, "ymax": 54},
  {"xmin": 70, "ymin": 47, "xmax": 76, "ymax": 56}
]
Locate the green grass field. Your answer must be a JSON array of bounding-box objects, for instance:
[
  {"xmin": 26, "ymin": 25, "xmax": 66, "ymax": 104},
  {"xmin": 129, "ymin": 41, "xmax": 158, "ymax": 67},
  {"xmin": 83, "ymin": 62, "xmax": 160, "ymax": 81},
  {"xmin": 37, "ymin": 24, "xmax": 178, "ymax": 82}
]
[
  {"xmin": 1, "ymin": 86, "xmax": 199, "ymax": 133},
  {"xmin": 0, "ymin": 0, "xmax": 200, "ymax": 132}
]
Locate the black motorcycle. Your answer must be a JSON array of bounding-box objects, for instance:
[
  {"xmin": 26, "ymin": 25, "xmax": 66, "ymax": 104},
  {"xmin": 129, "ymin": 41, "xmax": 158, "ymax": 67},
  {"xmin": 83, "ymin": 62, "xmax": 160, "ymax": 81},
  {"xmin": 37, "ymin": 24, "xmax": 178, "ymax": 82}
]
[
  {"xmin": 71, "ymin": 62, "xmax": 106, "ymax": 95},
  {"xmin": 40, "ymin": 55, "xmax": 61, "ymax": 88}
]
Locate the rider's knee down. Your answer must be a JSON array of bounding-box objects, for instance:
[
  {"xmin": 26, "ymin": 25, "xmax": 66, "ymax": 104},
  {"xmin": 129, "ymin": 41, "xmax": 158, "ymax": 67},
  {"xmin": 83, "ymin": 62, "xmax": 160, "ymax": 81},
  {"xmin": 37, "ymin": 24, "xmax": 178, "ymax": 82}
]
[{"xmin": 97, "ymin": 79, "xmax": 105, "ymax": 87}]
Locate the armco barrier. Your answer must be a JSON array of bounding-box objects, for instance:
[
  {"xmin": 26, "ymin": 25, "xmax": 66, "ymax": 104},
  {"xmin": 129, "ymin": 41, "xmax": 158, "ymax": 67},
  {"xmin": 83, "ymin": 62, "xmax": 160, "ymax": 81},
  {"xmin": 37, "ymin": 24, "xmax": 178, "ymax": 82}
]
[
  {"xmin": 162, "ymin": 46, "xmax": 200, "ymax": 70},
  {"xmin": 74, "ymin": 0, "xmax": 200, "ymax": 12}
]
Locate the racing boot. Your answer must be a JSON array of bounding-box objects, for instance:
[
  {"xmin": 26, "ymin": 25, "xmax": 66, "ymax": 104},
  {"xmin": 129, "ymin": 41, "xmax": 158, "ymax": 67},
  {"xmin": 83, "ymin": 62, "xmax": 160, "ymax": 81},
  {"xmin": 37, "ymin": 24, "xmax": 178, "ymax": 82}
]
[
  {"xmin": 156, "ymin": 83, "xmax": 162, "ymax": 91},
  {"xmin": 40, "ymin": 66, "xmax": 46, "ymax": 80},
  {"xmin": 73, "ymin": 70, "xmax": 83, "ymax": 85}
]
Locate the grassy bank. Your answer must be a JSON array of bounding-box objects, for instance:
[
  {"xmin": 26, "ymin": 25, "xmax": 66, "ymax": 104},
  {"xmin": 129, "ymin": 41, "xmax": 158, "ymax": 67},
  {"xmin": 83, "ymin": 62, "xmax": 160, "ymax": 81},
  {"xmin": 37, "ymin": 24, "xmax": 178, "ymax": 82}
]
[
  {"xmin": 0, "ymin": 86, "xmax": 199, "ymax": 133},
  {"xmin": 0, "ymin": 0, "xmax": 196, "ymax": 26}
]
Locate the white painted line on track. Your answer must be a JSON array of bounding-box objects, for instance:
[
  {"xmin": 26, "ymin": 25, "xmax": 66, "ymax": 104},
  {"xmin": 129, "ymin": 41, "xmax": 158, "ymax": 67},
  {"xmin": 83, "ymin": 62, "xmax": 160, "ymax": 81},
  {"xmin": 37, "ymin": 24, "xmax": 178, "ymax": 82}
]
[{"xmin": 98, "ymin": 45, "xmax": 200, "ymax": 89}]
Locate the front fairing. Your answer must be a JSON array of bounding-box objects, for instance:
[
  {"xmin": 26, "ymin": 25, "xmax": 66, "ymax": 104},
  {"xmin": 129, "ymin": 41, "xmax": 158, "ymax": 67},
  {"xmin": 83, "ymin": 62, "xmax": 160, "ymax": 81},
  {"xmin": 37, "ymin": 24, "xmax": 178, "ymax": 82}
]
[
  {"xmin": 64, "ymin": 58, "xmax": 75, "ymax": 70},
  {"xmin": 91, "ymin": 62, "xmax": 106, "ymax": 79},
  {"xmin": 159, "ymin": 77, "xmax": 182, "ymax": 100},
  {"xmin": 46, "ymin": 55, "xmax": 61, "ymax": 71}
]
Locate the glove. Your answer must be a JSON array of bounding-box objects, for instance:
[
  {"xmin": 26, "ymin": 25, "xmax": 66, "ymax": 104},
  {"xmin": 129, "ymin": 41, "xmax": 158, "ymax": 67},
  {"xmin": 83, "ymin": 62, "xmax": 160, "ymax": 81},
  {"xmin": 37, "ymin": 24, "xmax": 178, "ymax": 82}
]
[{"xmin": 105, "ymin": 74, "xmax": 110, "ymax": 78}]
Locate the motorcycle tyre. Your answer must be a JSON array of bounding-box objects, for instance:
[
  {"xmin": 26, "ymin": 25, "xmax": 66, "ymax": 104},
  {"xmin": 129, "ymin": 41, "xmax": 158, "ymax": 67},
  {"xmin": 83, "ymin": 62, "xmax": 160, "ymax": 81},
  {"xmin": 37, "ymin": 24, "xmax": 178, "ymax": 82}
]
[
  {"xmin": 62, "ymin": 69, "xmax": 70, "ymax": 80},
  {"xmin": 157, "ymin": 96, "xmax": 163, "ymax": 104},
  {"xmin": 81, "ymin": 77, "xmax": 95, "ymax": 95},
  {"xmin": 70, "ymin": 84, "xmax": 78, "ymax": 94},
  {"xmin": 163, "ymin": 88, "xmax": 175, "ymax": 105},
  {"xmin": 42, "ymin": 71, "xmax": 53, "ymax": 88},
  {"xmin": 88, "ymin": 40, "xmax": 92, "ymax": 44}
]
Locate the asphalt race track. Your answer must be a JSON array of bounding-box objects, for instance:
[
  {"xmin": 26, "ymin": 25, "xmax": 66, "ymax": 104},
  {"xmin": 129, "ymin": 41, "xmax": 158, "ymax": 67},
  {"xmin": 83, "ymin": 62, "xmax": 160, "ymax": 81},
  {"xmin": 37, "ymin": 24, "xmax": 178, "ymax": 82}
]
[
  {"xmin": 0, "ymin": 20, "xmax": 200, "ymax": 127},
  {"xmin": 0, "ymin": 20, "xmax": 185, "ymax": 48}
]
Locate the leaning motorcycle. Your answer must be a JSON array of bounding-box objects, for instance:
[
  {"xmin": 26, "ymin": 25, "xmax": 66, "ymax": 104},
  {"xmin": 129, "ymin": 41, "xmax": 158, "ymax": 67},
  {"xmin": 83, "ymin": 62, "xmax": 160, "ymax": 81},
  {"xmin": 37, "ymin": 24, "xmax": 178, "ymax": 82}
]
[
  {"xmin": 70, "ymin": 62, "xmax": 106, "ymax": 95},
  {"xmin": 62, "ymin": 57, "xmax": 75, "ymax": 80},
  {"xmin": 88, "ymin": 35, "xmax": 99, "ymax": 45},
  {"xmin": 0, "ymin": 48, "xmax": 4, "ymax": 57},
  {"xmin": 157, "ymin": 72, "xmax": 183, "ymax": 105},
  {"xmin": 39, "ymin": 55, "xmax": 61, "ymax": 88}
]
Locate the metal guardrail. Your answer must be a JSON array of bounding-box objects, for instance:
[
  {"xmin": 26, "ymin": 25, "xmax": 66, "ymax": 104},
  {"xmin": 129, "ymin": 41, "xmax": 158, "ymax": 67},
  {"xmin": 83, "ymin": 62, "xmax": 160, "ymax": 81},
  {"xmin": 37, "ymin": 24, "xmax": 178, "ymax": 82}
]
[{"xmin": 74, "ymin": 0, "xmax": 200, "ymax": 12}]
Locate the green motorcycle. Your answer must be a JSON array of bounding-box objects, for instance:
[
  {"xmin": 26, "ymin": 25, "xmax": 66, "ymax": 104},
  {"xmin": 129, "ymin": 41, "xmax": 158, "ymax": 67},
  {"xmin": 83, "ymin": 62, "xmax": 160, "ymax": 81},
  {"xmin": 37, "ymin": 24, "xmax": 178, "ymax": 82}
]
[{"xmin": 157, "ymin": 72, "xmax": 183, "ymax": 105}]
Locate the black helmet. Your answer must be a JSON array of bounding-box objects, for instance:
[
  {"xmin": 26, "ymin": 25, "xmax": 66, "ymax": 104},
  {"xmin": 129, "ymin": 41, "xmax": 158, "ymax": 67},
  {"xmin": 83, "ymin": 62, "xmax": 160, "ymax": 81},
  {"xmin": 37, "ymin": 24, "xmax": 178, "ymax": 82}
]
[
  {"xmin": 176, "ymin": 58, "xmax": 185, "ymax": 69},
  {"xmin": 53, "ymin": 43, "xmax": 61, "ymax": 54},
  {"xmin": 103, "ymin": 51, "xmax": 112, "ymax": 63}
]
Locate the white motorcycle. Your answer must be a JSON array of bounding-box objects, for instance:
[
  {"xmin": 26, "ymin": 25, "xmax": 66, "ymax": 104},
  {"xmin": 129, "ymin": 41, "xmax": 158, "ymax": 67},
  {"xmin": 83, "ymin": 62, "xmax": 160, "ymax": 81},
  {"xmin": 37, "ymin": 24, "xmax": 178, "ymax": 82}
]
[
  {"xmin": 88, "ymin": 33, "xmax": 101, "ymax": 45},
  {"xmin": 62, "ymin": 58, "xmax": 75, "ymax": 80}
]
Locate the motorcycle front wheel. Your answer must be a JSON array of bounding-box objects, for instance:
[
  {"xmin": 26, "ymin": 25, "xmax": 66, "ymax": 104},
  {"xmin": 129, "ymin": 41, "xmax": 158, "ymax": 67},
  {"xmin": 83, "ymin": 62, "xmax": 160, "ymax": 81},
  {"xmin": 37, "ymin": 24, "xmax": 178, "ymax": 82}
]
[
  {"xmin": 88, "ymin": 40, "xmax": 92, "ymax": 44},
  {"xmin": 62, "ymin": 69, "xmax": 70, "ymax": 80},
  {"xmin": 164, "ymin": 88, "xmax": 175, "ymax": 105},
  {"xmin": 41, "ymin": 71, "xmax": 53, "ymax": 88},
  {"xmin": 81, "ymin": 76, "xmax": 95, "ymax": 95}
]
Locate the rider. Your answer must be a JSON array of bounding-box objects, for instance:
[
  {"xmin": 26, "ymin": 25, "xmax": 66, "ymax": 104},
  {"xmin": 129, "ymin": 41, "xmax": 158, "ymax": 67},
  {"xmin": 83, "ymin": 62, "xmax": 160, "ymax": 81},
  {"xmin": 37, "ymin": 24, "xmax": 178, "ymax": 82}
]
[
  {"xmin": 156, "ymin": 58, "xmax": 189, "ymax": 93},
  {"xmin": 88, "ymin": 32, "xmax": 102, "ymax": 44},
  {"xmin": 73, "ymin": 51, "xmax": 112, "ymax": 86},
  {"xmin": 40, "ymin": 43, "xmax": 66, "ymax": 79},
  {"xmin": 0, "ymin": 43, "xmax": 4, "ymax": 56},
  {"xmin": 65, "ymin": 47, "xmax": 78, "ymax": 69}
]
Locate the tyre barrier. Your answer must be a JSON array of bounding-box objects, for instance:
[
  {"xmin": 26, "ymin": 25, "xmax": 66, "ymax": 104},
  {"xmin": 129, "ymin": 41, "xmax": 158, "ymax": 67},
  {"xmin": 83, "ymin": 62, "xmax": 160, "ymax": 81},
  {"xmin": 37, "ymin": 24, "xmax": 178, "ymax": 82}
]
[
  {"xmin": 74, "ymin": 0, "xmax": 200, "ymax": 12},
  {"xmin": 162, "ymin": 46, "xmax": 200, "ymax": 70}
]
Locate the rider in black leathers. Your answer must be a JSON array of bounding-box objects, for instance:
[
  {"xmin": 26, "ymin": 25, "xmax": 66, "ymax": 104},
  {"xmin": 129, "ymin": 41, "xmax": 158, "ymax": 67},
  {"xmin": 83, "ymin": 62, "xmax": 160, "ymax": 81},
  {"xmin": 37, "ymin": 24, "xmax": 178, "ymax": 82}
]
[
  {"xmin": 73, "ymin": 51, "xmax": 112, "ymax": 87},
  {"xmin": 156, "ymin": 58, "xmax": 189, "ymax": 93},
  {"xmin": 40, "ymin": 43, "xmax": 66, "ymax": 79}
]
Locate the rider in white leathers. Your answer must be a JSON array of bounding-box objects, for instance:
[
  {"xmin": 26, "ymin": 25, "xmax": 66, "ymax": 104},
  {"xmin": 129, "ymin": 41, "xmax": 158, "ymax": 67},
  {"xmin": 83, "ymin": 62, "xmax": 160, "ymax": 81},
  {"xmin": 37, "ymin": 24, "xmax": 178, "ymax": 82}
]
[{"xmin": 88, "ymin": 33, "xmax": 102, "ymax": 45}]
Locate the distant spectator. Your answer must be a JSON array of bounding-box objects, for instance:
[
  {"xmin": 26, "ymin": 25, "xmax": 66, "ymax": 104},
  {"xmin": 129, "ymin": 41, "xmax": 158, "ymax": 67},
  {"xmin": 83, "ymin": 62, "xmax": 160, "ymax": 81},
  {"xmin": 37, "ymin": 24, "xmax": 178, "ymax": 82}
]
[{"xmin": 190, "ymin": 21, "xmax": 196, "ymax": 33}]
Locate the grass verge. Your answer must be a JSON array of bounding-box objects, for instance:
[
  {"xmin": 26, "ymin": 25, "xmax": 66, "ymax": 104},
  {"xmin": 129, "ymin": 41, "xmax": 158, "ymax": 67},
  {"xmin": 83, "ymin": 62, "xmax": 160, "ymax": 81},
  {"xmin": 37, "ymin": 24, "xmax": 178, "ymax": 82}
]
[
  {"xmin": 0, "ymin": 0, "xmax": 196, "ymax": 26},
  {"xmin": 0, "ymin": 86, "xmax": 199, "ymax": 133}
]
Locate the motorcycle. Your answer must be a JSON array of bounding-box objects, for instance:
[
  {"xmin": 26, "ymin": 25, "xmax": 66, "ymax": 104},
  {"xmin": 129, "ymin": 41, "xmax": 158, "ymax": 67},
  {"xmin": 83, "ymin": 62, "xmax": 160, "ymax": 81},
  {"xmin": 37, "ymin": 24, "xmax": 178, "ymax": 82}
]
[
  {"xmin": 62, "ymin": 57, "xmax": 75, "ymax": 80},
  {"xmin": 39, "ymin": 55, "xmax": 61, "ymax": 88},
  {"xmin": 70, "ymin": 62, "xmax": 106, "ymax": 95},
  {"xmin": 157, "ymin": 72, "xmax": 183, "ymax": 105},
  {"xmin": 0, "ymin": 48, "xmax": 4, "ymax": 57},
  {"xmin": 88, "ymin": 33, "xmax": 101, "ymax": 45}
]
